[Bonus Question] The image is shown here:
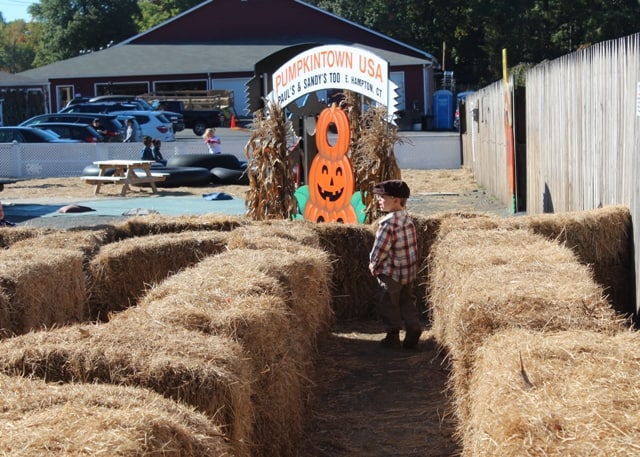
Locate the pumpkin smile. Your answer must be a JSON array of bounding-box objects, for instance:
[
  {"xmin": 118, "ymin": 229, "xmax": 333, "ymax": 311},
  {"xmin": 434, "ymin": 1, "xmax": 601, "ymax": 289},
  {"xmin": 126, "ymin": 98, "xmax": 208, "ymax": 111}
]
[{"xmin": 317, "ymin": 184, "xmax": 344, "ymax": 202}]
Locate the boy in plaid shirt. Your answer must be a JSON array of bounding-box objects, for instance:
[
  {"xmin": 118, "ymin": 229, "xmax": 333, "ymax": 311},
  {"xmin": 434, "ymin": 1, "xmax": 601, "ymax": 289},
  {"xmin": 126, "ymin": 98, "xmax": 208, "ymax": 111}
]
[{"xmin": 369, "ymin": 180, "xmax": 422, "ymax": 349}]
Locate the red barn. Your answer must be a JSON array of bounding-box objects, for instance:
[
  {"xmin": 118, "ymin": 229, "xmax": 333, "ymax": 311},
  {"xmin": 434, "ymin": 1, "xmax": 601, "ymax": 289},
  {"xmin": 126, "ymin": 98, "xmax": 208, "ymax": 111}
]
[{"xmin": 16, "ymin": 0, "xmax": 436, "ymax": 123}]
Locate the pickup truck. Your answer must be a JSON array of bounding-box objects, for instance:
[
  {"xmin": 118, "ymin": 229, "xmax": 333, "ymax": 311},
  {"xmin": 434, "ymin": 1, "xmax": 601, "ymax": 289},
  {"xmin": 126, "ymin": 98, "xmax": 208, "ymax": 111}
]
[{"xmin": 157, "ymin": 100, "xmax": 224, "ymax": 136}]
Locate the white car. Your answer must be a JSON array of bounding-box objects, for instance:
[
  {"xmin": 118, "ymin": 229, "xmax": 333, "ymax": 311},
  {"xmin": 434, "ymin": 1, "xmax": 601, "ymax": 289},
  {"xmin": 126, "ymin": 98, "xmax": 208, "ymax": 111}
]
[{"xmin": 110, "ymin": 110, "xmax": 175, "ymax": 142}]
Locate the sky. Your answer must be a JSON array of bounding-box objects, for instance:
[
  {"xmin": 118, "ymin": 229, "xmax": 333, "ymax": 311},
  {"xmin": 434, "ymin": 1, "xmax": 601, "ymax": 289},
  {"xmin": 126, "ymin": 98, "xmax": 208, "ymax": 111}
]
[{"xmin": 2, "ymin": 0, "xmax": 35, "ymax": 22}]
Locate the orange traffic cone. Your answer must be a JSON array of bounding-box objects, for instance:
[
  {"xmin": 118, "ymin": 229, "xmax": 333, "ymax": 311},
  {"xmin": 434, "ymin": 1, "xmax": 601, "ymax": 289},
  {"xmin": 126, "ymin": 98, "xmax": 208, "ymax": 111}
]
[{"xmin": 230, "ymin": 115, "xmax": 237, "ymax": 128}]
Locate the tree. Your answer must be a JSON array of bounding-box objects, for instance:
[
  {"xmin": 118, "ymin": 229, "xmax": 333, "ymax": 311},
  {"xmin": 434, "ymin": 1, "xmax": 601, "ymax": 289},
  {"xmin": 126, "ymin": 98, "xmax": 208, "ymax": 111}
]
[
  {"xmin": 308, "ymin": 0, "xmax": 640, "ymax": 86},
  {"xmin": 0, "ymin": 19, "xmax": 37, "ymax": 73},
  {"xmin": 29, "ymin": 0, "xmax": 141, "ymax": 66},
  {"xmin": 136, "ymin": 0, "xmax": 203, "ymax": 31}
]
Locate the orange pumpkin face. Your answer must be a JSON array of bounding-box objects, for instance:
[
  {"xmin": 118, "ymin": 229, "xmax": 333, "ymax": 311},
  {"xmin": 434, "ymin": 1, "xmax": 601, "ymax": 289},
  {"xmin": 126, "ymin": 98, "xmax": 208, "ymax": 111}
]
[{"xmin": 304, "ymin": 105, "xmax": 357, "ymax": 223}]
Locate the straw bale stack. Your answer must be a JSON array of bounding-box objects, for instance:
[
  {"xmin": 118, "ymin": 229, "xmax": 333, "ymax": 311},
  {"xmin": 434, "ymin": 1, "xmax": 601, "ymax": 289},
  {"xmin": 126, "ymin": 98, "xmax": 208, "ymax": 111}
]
[
  {"xmin": 0, "ymin": 319, "xmax": 254, "ymax": 457},
  {"xmin": 464, "ymin": 328, "xmax": 640, "ymax": 456},
  {"xmin": 515, "ymin": 205, "xmax": 633, "ymax": 315},
  {"xmin": 0, "ymin": 226, "xmax": 50, "ymax": 248},
  {"xmin": 137, "ymin": 246, "xmax": 332, "ymax": 456},
  {"xmin": 428, "ymin": 227, "xmax": 627, "ymax": 424},
  {"xmin": 137, "ymin": 290, "xmax": 306, "ymax": 456},
  {"xmin": 88, "ymin": 230, "xmax": 230, "ymax": 320},
  {"xmin": 227, "ymin": 219, "xmax": 321, "ymax": 251},
  {"xmin": 433, "ymin": 206, "xmax": 633, "ymax": 315},
  {"xmin": 0, "ymin": 373, "xmax": 232, "ymax": 456},
  {"xmin": 10, "ymin": 228, "xmax": 109, "ymax": 260},
  {"xmin": 308, "ymin": 222, "xmax": 377, "ymax": 319},
  {"xmin": 109, "ymin": 213, "xmax": 248, "ymax": 240},
  {"xmin": 0, "ymin": 247, "xmax": 86, "ymax": 337}
]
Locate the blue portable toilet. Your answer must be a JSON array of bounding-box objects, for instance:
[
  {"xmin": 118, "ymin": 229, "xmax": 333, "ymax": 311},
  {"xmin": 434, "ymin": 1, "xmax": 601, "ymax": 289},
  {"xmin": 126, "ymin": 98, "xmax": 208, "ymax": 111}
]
[{"xmin": 433, "ymin": 89, "xmax": 454, "ymax": 130}]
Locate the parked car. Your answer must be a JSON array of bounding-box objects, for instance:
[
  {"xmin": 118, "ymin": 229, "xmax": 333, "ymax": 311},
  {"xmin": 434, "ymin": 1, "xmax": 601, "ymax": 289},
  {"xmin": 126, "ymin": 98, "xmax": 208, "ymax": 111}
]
[
  {"xmin": 31, "ymin": 122, "xmax": 104, "ymax": 143},
  {"xmin": 63, "ymin": 96, "xmax": 91, "ymax": 108},
  {"xmin": 0, "ymin": 127, "xmax": 82, "ymax": 143},
  {"xmin": 110, "ymin": 110, "xmax": 175, "ymax": 142},
  {"xmin": 86, "ymin": 95, "xmax": 185, "ymax": 132},
  {"xmin": 156, "ymin": 99, "xmax": 223, "ymax": 136},
  {"xmin": 20, "ymin": 113, "xmax": 126, "ymax": 142},
  {"xmin": 59, "ymin": 102, "xmax": 140, "ymax": 115}
]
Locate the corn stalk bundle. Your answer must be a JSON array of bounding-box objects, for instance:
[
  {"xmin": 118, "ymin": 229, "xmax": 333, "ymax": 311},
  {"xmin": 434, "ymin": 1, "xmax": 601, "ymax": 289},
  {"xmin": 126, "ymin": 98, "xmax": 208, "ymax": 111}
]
[
  {"xmin": 347, "ymin": 96, "xmax": 402, "ymax": 224},
  {"xmin": 244, "ymin": 100, "xmax": 297, "ymax": 220}
]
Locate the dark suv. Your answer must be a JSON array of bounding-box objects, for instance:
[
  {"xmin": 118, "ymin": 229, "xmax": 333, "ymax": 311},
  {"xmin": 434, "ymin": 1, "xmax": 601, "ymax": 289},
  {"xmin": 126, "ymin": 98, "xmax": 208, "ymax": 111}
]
[{"xmin": 20, "ymin": 113, "xmax": 125, "ymax": 142}]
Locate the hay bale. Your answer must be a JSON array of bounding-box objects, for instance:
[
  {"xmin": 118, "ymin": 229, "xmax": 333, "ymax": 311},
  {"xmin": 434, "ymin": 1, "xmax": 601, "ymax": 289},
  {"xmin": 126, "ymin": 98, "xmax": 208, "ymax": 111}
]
[
  {"xmin": 428, "ymin": 227, "xmax": 626, "ymax": 424},
  {"xmin": 88, "ymin": 230, "xmax": 230, "ymax": 320},
  {"xmin": 109, "ymin": 214, "xmax": 248, "ymax": 240},
  {"xmin": 136, "ymin": 292, "xmax": 305, "ymax": 457},
  {"xmin": 138, "ymin": 247, "xmax": 333, "ymax": 456},
  {"xmin": 465, "ymin": 328, "xmax": 640, "ymax": 456},
  {"xmin": 0, "ymin": 226, "xmax": 50, "ymax": 248},
  {"xmin": 434, "ymin": 206, "xmax": 634, "ymax": 316},
  {"xmin": 227, "ymin": 219, "xmax": 320, "ymax": 251},
  {"xmin": 0, "ymin": 290, "xmax": 11, "ymax": 338},
  {"xmin": 144, "ymin": 246, "xmax": 333, "ymax": 354},
  {"xmin": 516, "ymin": 205, "xmax": 633, "ymax": 315},
  {"xmin": 11, "ymin": 229, "xmax": 109, "ymax": 260},
  {"xmin": 0, "ymin": 373, "xmax": 232, "ymax": 456},
  {"xmin": 0, "ymin": 247, "xmax": 86, "ymax": 336},
  {"xmin": 0, "ymin": 320, "xmax": 254, "ymax": 457},
  {"xmin": 308, "ymin": 223, "xmax": 377, "ymax": 319}
]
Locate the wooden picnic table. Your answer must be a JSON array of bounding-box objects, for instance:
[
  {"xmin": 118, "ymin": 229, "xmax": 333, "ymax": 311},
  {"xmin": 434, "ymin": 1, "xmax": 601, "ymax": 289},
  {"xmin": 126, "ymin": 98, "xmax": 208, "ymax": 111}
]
[{"xmin": 82, "ymin": 160, "xmax": 166, "ymax": 196}]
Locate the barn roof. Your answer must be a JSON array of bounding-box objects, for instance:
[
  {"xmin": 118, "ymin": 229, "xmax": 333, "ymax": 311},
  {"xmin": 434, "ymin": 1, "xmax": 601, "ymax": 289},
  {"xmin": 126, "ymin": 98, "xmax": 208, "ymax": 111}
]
[
  {"xmin": 19, "ymin": 0, "xmax": 434, "ymax": 81},
  {"xmin": 20, "ymin": 43, "xmax": 430, "ymax": 81}
]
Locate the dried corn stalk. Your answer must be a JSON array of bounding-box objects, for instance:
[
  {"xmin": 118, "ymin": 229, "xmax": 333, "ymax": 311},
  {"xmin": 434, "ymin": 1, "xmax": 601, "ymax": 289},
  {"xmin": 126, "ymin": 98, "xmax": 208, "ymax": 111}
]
[
  {"xmin": 244, "ymin": 100, "xmax": 297, "ymax": 220},
  {"xmin": 349, "ymin": 103, "xmax": 402, "ymax": 223}
]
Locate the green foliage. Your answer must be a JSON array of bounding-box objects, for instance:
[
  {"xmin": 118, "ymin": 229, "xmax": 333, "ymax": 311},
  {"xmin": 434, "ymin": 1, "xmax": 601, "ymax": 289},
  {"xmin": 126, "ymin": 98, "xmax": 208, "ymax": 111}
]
[
  {"xmin": 0, "ymin": 0, "xmax": 639, "ymax": 84},
  {"xmin": 136, "ymin": 0, "xmax": 202, "ymax": 30},
  {"xmin": 29, "ymin": 0, "xmax": 141, "ymax": 66},
  {"xmin": 0, "ymin": 20, "xmax": 37, "ymax": 72},
  {"xmin": 307, "ymin": 0, "xmax": 640, "ymax": 86}
]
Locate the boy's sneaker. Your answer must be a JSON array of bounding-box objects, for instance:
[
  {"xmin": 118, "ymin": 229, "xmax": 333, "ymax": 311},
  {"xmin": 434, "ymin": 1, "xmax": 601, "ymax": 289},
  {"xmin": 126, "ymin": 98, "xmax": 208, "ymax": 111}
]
[
  {"xmin": 380, "ymin": 331, "xmax": 401, "ymax": 349},
  {"xmin": 403, "ymin": 327, "xmax": 422, "ymax": 349}
]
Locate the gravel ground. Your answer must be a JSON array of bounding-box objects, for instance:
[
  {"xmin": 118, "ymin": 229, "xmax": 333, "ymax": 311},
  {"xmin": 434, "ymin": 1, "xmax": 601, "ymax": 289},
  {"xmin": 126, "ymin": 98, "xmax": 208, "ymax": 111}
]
[{"xmin": 0, "ymin": 169, "xmax": 511, "ymax": 230}]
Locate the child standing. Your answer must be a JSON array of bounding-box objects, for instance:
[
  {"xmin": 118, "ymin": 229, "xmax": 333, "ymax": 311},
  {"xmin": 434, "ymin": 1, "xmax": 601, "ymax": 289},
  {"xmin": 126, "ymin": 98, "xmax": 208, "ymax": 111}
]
[
  {"xmin": 203, "ymin": 128, "xmax": 222, "ymax": 154},
  {"xmin": 369, "ymin": 179, "xmax": 422, "ymax": 349}
]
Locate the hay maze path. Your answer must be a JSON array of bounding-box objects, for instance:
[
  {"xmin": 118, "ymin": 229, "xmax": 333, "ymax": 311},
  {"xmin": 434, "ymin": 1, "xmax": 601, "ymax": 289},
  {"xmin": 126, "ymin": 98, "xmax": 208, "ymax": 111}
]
[{"xmin": 297, "ymin": 321, "xmax": 459, "ymax": 456}]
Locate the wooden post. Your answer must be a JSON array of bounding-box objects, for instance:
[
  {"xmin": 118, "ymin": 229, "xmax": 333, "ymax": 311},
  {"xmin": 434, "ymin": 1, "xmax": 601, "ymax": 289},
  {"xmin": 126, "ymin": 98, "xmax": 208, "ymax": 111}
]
[{"xmin": 503, "ymin": 48, "xmax": 516, "ymax": 213}]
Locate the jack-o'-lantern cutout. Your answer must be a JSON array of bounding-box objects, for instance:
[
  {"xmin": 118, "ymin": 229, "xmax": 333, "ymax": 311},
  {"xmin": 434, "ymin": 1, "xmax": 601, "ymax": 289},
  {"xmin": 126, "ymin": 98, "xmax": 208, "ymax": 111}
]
[{"xmin": 304, "ymin": 105, "xmax": 357, "ymax": 223}]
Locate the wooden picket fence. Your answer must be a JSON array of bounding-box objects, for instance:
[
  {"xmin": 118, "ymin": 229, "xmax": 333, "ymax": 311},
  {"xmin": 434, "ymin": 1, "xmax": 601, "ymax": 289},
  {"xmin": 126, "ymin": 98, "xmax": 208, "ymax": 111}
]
[{"xmin": 461, "ymin": 32, "xmax": 640, "ymax": 310}]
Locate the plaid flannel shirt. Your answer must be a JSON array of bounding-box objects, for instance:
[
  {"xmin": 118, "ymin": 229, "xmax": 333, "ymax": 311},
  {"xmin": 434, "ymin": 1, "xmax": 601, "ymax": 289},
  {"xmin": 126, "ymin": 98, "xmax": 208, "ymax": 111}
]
[{"xmin": 369, "ymin": 210, "xmax": 418, "ymax": 284}]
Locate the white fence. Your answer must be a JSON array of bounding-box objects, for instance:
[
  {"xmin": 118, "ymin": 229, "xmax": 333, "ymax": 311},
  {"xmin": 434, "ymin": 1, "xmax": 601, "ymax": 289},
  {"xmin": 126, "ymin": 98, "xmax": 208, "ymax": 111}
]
[{"xmin": 461, "ymin": 32, "xmax": 640, "ymax": 312}]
